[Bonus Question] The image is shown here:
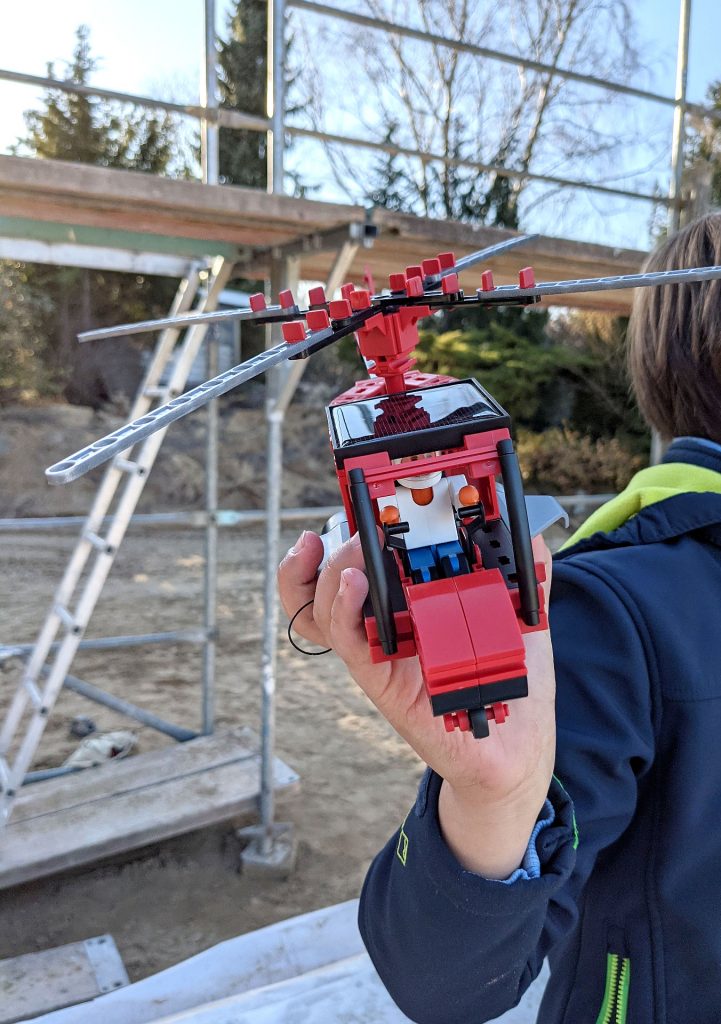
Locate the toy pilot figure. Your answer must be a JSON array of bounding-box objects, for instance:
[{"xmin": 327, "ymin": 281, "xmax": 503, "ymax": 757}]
[{"xmin": 377, "ymin": 457, "xmax": 480, "ymax": 583}]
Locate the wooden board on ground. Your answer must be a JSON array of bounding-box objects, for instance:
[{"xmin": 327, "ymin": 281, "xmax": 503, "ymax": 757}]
[
  {"xmin": 0, "ymin": 934, "xmax": 128, "ymax": 1024},
  {"xmin": 0, "ymin": 727, "xmax": 299, "ymax": 890}
]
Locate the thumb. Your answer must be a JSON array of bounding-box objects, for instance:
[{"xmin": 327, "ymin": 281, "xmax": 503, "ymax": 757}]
[{"xmin": 532, "ymin": 534, "xmax": 553, "ymax": 610}]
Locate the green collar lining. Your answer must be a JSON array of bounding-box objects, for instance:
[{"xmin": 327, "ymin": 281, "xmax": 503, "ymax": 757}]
[{"xmin": 561, "ymin": 462, "xmax": 721, "ymax": 550}]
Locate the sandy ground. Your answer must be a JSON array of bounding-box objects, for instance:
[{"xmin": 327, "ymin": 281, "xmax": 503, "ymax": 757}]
[
  {"xmin": 0, "ymin": 526, "xmax": 425, "ymax": 979},
  {"xmin": 0, "ymin": 402, "xmax": 425, "ymax": 981}
]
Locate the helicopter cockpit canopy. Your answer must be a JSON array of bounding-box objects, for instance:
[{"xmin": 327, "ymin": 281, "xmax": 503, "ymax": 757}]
[{"xmin": 327, "ymin": 378, "xmax": 510, "ymax": 466}]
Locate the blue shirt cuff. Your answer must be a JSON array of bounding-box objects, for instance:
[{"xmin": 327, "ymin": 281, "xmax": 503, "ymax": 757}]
[{"xmin": 494, "ymin": 798, "xmax": 556, "ymax": 884}]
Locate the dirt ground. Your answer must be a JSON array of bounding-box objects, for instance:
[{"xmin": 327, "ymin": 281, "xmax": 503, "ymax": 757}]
[{"xmin": 0, "ymin": 403, "xmax": 425, "ymax": 981}]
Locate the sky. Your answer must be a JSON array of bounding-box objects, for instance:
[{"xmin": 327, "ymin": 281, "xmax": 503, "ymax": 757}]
[{"xmin": 1, "ymin": 0, "xmax": 720, "ymax": 251}]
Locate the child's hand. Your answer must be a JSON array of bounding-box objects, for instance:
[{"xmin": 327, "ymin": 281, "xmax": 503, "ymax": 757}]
[{"xmin": 278, "ymin": 530, "xmax": 556, "ymax": 877}]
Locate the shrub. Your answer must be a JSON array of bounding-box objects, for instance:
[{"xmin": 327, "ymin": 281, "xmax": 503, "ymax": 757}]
[{"xmin": 516, "ymin": 427, "xmax": 645, "ymax": 494}]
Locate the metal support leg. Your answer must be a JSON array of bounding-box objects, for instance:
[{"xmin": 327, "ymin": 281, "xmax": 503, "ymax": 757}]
[
  {"xmin": 203, "ymin": 329, "xmax": 219, "ymax": 734},
  {"xmin": 261, "ymin": 406, "xmax": 283, "ymax": 850},
  {"xmin": 238, "ymin": 256, "xmax": 298, "ymax": 875}
]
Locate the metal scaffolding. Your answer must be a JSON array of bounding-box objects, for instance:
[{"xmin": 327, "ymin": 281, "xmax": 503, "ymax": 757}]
[{"xmin": 0, "ymin": 0, "xmax": 703, "ymax": 863}]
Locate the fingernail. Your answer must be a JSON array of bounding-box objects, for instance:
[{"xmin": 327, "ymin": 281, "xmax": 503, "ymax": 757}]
[
  {"xmin": 339, "ymin": 568, "xmax": 352, "ymax": 595},
  {"xmin": 350, "ymin": 532, "xmax": 361, "ymax": 547},
  {"xmin": 290, "ymin": 531, "xmax": 309, "ymax": 555}
]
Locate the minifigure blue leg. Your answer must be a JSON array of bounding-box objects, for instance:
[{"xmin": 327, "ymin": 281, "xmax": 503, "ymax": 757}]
[
  {"xmin": 408, "ymin": 546, "xmax": 435, "ymax": 583},
  {"xmin": 436, "ymin": 540, "xmax": 465, "ymax": 576}
]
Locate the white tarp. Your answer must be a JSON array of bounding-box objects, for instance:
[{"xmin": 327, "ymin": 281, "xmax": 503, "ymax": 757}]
[{"xmin": 23, "ymin": 900, "xmax": 547, "ymax": 1024}]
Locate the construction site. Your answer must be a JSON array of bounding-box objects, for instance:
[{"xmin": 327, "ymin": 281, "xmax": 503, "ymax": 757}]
[{"xmin": 0, "ymin": 1, "xmax": 717, "ymax": 1022}]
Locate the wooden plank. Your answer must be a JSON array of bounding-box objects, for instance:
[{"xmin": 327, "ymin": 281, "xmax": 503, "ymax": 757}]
[
  {"xmin": 0, "ymin": 935, "xmax": 128, "ymax": 1024},
  {"xmin": 0, "ymin": 155, "xmax": 364, "ymax": 232},
  {"xmin": 12, "ymin": 727, "xmax": 260, "ymax": 820},
  {"xmin": 0, "ymin": 154, "xmax": 647, "ymax": 312},
  {"xmin": 0, "ymin": 730, "xmax": 299, "ymax": 890}
]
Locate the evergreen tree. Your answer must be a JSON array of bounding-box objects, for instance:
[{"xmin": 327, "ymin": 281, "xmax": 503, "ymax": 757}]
[
  {"xmin": 217, "ymin": 0, "xmax": 268, "ymax": 188},
  {"xmin": 3, "ymin": 26, "xmax": 183, "ymax": 407},
  {"xmin": 217, "ymin": 0, "xmax": 305, "ymax": 193},
  {"xmin": 18, "ymin": 25, "xmax": 179, "ymax": 174}
]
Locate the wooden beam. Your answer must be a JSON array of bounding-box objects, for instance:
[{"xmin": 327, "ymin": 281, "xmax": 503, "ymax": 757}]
[{"xmin": 0, "ymin": 155, "xmax": 647, "ymax": 311}]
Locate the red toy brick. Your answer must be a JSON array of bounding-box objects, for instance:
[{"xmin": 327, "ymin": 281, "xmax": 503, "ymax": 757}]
[
  {"xmin": 308, "ymin": 285, "xmax": 327, "ymax": 307},
  {"xmin": 405, "ymin": 276, "xmax": 424, "ymax": 297},
  {"xmin": 306, "ymin": 309, "xmax": 331, "ymax": 331},
  {"xmin": 442, "ymin": 273, "xmax": 460, "ymax": 294},
  {"xmin": 278, "ymin": 289, "xmax": 295, "ymax": 308},
  {"xmin": 249, "ymin": 293, "xmax": 266, "ymax": 312},
  {"xmin": 406, "ymin": 579, "xmax": 478, "ymax": 689},
  {"xmin": 405, "ymin": 265, "xmax": 423, "ymax": 281},
  {"xmin": 340, "ymin": 283, "xmax": 355, "ymax": 300},
  {"xmin": 480, "ymin": 270, "xmax": 495, "ymax": 292},
  {"xmin": 518, "ymin": 266, "xmax": 535, "ymax": 288},
  {"xmin": 437, "ymin": 252, "xmax": 455, "ymax": 269},
  {"xmin": 422, "ymin": 258, "xmax": 441, "ymax": 277},
  {"xmin": 350, "ymin": 289, "xmax": 371, "ymax": 311},
  {"xmin": 281, "ymin": 321, "xmax": 306, "ymax": 343},
  {"xmin": 329, "ymin": 299, "xmax": 352, "ymax": 320},
  {"xmin": 389, "ymin": 273, "xmax": 407, "ymax": 292}
]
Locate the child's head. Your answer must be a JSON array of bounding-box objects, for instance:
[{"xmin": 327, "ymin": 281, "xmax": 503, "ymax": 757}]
[{"xmin": 628, "ymin": 213, "xmax": 721, "ymax": 444}]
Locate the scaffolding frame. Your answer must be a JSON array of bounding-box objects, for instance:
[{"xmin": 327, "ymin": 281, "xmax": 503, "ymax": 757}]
[{"xmin": 0, "ymin": 0, "xmax": 698, "ymax": 861}]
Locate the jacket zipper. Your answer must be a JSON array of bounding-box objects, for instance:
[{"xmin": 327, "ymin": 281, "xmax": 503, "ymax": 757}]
[{"xmin": 595, "ymin": 952, "xmax": 631, "ymax": 1024}]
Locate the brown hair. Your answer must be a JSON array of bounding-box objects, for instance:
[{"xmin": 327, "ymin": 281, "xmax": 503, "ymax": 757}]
[{"xmin": 627, "ymin": 214, "xmax": 721, "ymax": 444}]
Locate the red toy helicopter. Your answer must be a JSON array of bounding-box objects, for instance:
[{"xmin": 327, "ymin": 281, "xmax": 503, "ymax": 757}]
[{"xmin": 47, "ymin": 235, "xmax": 721, "ymax": 739}]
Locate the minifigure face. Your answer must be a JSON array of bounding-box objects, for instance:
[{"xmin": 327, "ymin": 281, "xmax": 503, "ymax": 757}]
[{"xmin": 393, "ymin": 453, "xmax": 443, "ymax": 489}]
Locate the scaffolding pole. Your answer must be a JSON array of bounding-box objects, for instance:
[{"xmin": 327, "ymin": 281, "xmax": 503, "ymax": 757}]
[
  {"xmin": 652, "ymin": 0, "xmax": 692, "ymax": 466},
  {"xmin": 201, "ymin": 0, "xmax": 221, "ymax": 732}
]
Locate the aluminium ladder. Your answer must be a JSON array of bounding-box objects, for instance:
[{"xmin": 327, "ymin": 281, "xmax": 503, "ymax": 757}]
[{"xmin": 0, "ymin": 255, "xmax": 233, "ymax": 827}]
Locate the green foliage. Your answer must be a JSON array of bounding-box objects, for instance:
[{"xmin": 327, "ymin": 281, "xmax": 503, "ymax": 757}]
[
  {"xmin": 547, "ymin": 310, "xmax": 648, "ymax": 445},
  {"xmin": 412, "ymin": 305, "xmax": 649, "ymax": 493},
  {"xmin": 0, "ymin": 263, "xmax": 56, "ymax": 401},
  {"xmin": 365, "ymin": 129, "xmax": 519, "ymax": 228},
  {"xmin": 217, "ymin": 0, "xmax": 268, "ymax": 188},
  {"xmin": 217, "ymin": 0, "xmax": 305, "ymax": 194},
  {"xmin": 517, "ymin": 427, "xmax": 644, "ymax": 494},
  {"xmin": 15, "ymin": 25, "xmax": 181, "ymax": 174},
  {"xmin": 2, "ymin": 26, "xmax": 181, "ymax": 407},
  {"xmin": 415, "ymin": 317, "xmax": 581, "ymax": 429},
  {"xmin": 687, "ymin": 80, "xmax": 721, "ymax": 209}
]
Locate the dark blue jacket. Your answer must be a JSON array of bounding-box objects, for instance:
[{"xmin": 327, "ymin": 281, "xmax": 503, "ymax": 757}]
[{"xmin": 359, "ymin": 439, "xmax": 721, "ymax": 1024}]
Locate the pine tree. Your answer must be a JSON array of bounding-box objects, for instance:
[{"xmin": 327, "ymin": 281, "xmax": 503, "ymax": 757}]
[
  {"xmin": 3, "ymin": 26, "xmax": 183, "ymax": 406},
  {"xmin": 217, "ymin": 0, "xmax": 306, "ymax": 193},
  {"xmin": 217, "ymin": 0, "xmax": 268, "ymax": 188},
  {"xmin": 19, "ymin": 25, "xmax": 179, "ymax": 174}
]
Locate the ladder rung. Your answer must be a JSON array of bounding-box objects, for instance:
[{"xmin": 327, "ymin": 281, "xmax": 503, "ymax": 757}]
[
  {"xmin": 84, "ymin": 530, "xmax": 114, "ymax": 554},
  {"xmin": 23, "ymin": 678, "xmax": 43, "ymax": 710},
  {"xmin": 143, "ymin": 385, "xmax": 167, "ymax": 399},
  {"xmin": 54, "ymin": 604, "xmax": 80, "ymax": 633},
  {"xmin": 0, "ymin": 756, "xmax": 11, "ymax": 792},
  {"xmin": 114, "ymin": 457, "xmax": 146, "ymax": 475}
]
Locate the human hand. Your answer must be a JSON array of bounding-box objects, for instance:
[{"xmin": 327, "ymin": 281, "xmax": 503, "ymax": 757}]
[{"xmin": 278, "ymin": 530, "xmax": 556, "ymax": 874}]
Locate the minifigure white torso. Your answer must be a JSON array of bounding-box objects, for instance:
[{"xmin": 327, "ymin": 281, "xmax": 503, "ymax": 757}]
[{"xmin": 378, "ymin": 473, "xmax": 467, "ymax": 549}]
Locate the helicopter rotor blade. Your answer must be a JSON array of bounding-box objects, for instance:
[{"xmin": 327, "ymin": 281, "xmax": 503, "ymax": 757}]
[
  {"xmin": 48, "ymin": 307, "xmax": 376, "ymax": 485},
  {"xmin": 77, "ymin": 301, "xmax": 293, "ymax": 344},
  {"xmin": 46, "ymin": 341, "xmax": 294, "ymax": 484},
  {"xmin": 422, "ymin": 233, "xmax": 538, "ymax": 289},
  {"xmin": 79, "ymin": 234, "xmax": 540, "ymax": 342},
  {"xmin": 450, "ymin": 234, "xmax": 539, "ymax": 277},
  {"xmin": 479, "ymin": 264, "xmax": 721, "ymax": 301}
]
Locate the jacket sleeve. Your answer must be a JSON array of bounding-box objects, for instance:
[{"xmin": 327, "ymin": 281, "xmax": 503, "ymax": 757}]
[{"xmin": 358, "ymin": 557, "xmax": 657, "ymax": 1024}]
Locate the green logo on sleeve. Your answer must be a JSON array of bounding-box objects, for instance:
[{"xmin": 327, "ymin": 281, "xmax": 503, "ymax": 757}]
[{"xmin": 396, "ymin": 815, "xmax": 409, "ymax": 866}]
